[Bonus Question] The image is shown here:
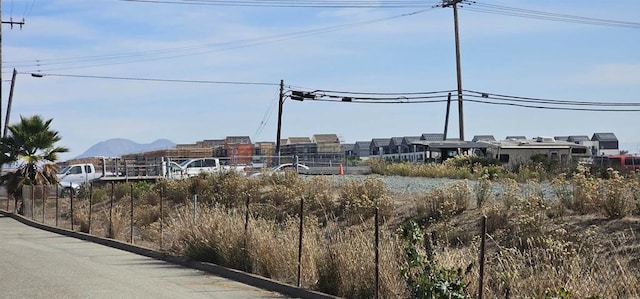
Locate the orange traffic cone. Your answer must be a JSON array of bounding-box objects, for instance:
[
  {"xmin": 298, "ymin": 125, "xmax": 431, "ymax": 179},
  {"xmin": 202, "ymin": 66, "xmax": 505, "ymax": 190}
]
[{"xmin": 339, "ymin": 163, "xmax": 344, "ymax": 175}]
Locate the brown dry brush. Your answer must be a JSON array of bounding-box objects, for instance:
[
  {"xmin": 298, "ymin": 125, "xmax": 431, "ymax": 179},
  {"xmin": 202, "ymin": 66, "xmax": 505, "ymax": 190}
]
[{"xmin": 71, "ymin": 167, "xmax": 640, "ymax": 298}]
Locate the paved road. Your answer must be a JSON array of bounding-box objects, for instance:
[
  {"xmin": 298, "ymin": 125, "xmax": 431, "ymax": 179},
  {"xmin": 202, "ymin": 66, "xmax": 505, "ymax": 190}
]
[{"xmin": 0, "ymin": 214, "xmax": 289, "ymax": 299}]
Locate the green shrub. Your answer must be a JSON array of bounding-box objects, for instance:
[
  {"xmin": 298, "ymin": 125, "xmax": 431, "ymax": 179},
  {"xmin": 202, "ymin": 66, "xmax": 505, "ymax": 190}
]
[{"xmin": 399, "ymin": 220, "xmax": 469, "ymax": 299}]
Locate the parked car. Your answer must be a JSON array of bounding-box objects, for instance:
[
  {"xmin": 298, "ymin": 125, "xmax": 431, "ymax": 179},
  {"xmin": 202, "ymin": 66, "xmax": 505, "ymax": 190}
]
[{"xmin": 249, "ymin": 163, "xmax": 309, "ymax": 178}]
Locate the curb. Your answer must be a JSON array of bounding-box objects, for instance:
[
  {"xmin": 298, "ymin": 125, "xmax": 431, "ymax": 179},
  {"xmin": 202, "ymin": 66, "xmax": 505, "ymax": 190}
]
[{"xmin": 0, "ymin": 209, "xmax": 339, "ymax": 299}]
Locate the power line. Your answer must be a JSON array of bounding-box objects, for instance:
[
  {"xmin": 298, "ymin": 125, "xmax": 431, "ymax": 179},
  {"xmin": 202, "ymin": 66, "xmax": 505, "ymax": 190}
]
[
  {"xmin": 464, "ymin": 97, "xmax": 640, "ymax": 112},
  {"xmin": 460, "ymin": 1, "xmax": 640, "ymax": 29},
  {"xmin": 308, "ymin": 89, "xmax": 457, "ymax": 96},
  {"xmin": 119, "ymin": 0, "xmax": 437, "ymax": 8},
  {"xmin": 311, "ymin": 97, "xmax": 450, "ymax": 104},
  {"xmin": 24, "ymin": 72, "xmax": 280, "ymax": 86},
  {"xmin": 253, "ymin": 89, "xmax": 281, "ymax": 140},
  {"xmin": 5, "ymin": 7, "xmax": 435, "ymax": 72},
  {"xmin": 285, "ymin": 87, "xmax": 640, "ymax": 111},
  {"xmin": 23, "ymin": 0, "xmax": 36, "ymax": 19},
  {"xmin": 464, "ymin": 90, "xmax": 640, "ymax": 107}
]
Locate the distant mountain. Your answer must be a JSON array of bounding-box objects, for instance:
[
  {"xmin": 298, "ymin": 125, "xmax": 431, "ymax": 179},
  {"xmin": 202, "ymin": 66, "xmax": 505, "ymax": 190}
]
[{"xmin": 75, "ymin": 138, "xmax": 176, "ymax": 159}]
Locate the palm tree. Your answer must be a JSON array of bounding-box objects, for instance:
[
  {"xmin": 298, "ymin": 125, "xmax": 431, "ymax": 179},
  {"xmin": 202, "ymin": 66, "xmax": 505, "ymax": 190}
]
[{"xmin": 0, "ymin": 115, "xmax": 68, "ymax": 204}]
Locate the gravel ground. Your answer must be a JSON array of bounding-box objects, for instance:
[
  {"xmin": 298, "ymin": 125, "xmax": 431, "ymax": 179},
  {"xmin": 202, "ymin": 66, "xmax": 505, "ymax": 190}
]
[{"xmin": 321, "ymin": 174, "xmax": 559, "ymax": 200}]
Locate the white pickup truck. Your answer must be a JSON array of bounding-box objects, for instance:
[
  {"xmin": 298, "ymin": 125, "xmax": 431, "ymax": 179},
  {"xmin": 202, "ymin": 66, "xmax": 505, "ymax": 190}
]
[
  {"xmin": 57, "ymin": 163, "xmax": 110, "ymax": 196},
  {"xmin": 178, "ymin": 158, "xmax": 248, "ymax": 177},
  {"xmin": 57, "ymin": 158, "xmax": 246, "ymax": 196}
]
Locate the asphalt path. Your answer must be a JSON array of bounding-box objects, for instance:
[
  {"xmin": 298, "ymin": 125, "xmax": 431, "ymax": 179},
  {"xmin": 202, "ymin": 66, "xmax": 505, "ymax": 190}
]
[{"xmin": 0, "ymin": 214, "xmax": 289, "ymax": 299}]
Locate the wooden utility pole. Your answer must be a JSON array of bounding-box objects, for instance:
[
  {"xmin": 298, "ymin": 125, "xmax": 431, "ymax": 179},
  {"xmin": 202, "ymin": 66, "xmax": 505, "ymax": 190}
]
[
  {"xmin": 4, "ymin": 68, "xmax": 17, "ymax": 137},
  {"xmin": 0, "ymin": 1, "xmax": 25, "ymax": 137},
  {"xmin": 275, "ymin": 79, "xmax": 284, "ymax": 165},
  {"xmin": 443, "ymin": 92, "xmax": 452, "ymax": 140},
  {"xmin": 442, "ymin": 0, "xmax": 465, "ymax": 141}
]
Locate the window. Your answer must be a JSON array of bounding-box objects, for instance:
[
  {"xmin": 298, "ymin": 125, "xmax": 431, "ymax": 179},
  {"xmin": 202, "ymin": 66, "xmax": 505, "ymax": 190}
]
[
  {"xmin": 609, "ymin": 158, "xmax": 622, "ymax": 166},
  {"xmin": 499, "ymin": 154, "xmax": 510, "ymax": 163},
  {"xmin": 571, "ymin": 147, "xmax": 587, "ymax": 154},
  {"xmin": 204, "ymin": 159, "xmax": 218, "ymax": 167},
  {"xmin": 623, "ymin": 157, "xmax": 640, "ymax": 166},
  {"xmin": 70, "ymin": 166, "xmax": 82, "ymax": 174},
  {"xmin": 186, "ymin": 160, "xmax": 202, "ymax": 168},
  {"xmin": 85, "ymin": 165, "xmax": 93, "ymax": 173}
]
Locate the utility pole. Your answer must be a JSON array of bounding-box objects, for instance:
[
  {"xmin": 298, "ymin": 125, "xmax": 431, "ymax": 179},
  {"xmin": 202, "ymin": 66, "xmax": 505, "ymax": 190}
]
[
  {"xmin": 0, "ymin": 1, "xmax": 25, "ymax": 137},
  {"xmin": 275, "ymin": 79, "xmax": 284, "ymax": 165},
  {"xmin": 443, "ymin": 92, "xmax": 452, "ymax": 140},
  {"xmin": 4, "ymin": 68, "xmax": 17, "ymax": 137},
  {"xmin": 442, "ymin": 0, "xmax": 465, "ymax": 141}
]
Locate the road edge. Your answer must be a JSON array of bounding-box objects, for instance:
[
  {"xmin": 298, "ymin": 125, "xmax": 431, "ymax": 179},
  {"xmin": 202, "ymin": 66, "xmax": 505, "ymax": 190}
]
[{"xmin": 0, "ymin": 209, "xmax": 339, "ymax": 299}]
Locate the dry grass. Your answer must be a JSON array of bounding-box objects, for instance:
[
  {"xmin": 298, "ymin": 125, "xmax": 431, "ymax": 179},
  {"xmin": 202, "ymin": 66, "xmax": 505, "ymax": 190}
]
[{"xmin": 14, "ymin": 166, "xmax": 640, "ymax": 299}]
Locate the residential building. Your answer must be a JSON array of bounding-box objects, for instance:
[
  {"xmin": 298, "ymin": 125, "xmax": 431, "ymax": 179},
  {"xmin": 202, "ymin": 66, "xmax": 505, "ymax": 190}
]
[
  {"xmin": 353, "ymin": 141, "xmax": 371, "ymax": 159},
  {"xmin": 483, "ymin": 137, "xmax": 589, "ymax": 167},
  {"xmin": 401, "ymin": 136, "xmax": 422, "ymax": 161},
  {"xmin": 591, "ymin": 133, "xmax": 620, "ymax": 156},
  {"xmin": 225, "ymin": 136, "xmax": 253, "ymax": 164},
  {"xmin": 370, "ymin": 138, "xmax": 391, "ymax": 158}
]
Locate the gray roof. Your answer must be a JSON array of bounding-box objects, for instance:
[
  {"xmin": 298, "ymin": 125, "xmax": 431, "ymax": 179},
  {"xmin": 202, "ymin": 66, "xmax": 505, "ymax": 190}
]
[
  {"xmin": 472, "ymin": 135, "xmax": 496, "ymax": 142},
  {"xmin": 412, "ymin": 140, "xmax": 488, "ymax": 149},
  {"xmin": 342, "ymin": 143, "xmax": 355, "ymax": 151},
  {"xmin": 505, "ymin": 136, "xmax": 527, "ymax": 140},
  {"xmin": 421, "ymin": 133, "xmax": 445, "ymax": 141},
  {"xmin": 402, "ymin": 136, "xmax": 420, "ymax": 142},
  {"xmin": 591, "ymin": 133, "xmax": 618, "ymax": 142},
  {"xmin": 568, "ymin": 135, "xmax": 590, "ymax": 142},
  {"xmin": 390, "ymin": 137, "xmax": 404, "ymax": 146},
  {"xmin": 554, "ymin": 136, "xmax": 569, "ymax": 141},
  {"xmin": 371, "ymin": 138, "xmax": 391, "ymax": 147}
]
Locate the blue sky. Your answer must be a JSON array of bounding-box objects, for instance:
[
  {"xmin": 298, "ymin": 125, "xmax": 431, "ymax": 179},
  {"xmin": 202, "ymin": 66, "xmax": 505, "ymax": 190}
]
[{"xmin": 2, "ymin": 0, "xmax": 639, "ymax": 160}]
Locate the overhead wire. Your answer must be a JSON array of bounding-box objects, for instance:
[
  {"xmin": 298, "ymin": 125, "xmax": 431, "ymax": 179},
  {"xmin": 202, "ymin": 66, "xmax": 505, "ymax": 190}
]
[
  {"xmin": 119, "ymin": 0, "xmax": 436, "ymax": 8},
  {"xmin": 253, "ymin": 88, "xmax": 281, "ymax": 139},
  {"xmin": 5, "ymin": 7, "xmax": 436, "ymax": 72},
  {"xmin": 460, "ymin": 1, "xmax": 640, "ymax": 29},
  {"xmin": 284, "ymin": 86, "xmax": 640, "ymax": 111},
  {"xmin": 23, "ymin": 0, "xmax": 36, "ymax": 18},
  {"xmin": 310, "ymin": 97, "xmax": 450, "ymax": 104},
  {"xmin": 464, "ymin": 90, "xmax": 640, "ymax": 107},
  {"xmin": 463, "ymin": 98, "xmax": 640, "ymax": 112},
  {"xmin": 25, "ymin": 72, "xmax": 280, "ymax": 86},
  {"xmin": 20, "ymin": 70, "xmax": 640, "ymax": 112}
]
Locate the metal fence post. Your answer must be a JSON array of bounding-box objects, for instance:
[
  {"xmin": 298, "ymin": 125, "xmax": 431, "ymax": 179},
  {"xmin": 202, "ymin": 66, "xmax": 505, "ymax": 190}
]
[
  {"xmin": 55, "ymin": 185, "xmax": 59, "ymax": 227},
  {"xmin": 109, "ymin": 182, "xmax": 114, "ymax": 238},
  {"xmin": 478, "ymin": 215, "xmax": 487, "ymax": 299},
  {"xmin": 31, "ymin": 185, "xmax": 35, "ymax": 220},
  {"xmin": 297, "ymin": 196, "xmax": 304, "ymax": 287},
  {"xmin": 160, "ymin": 186, "xmax": 164, "ymax": 250},
  {"xmin": 42, "ymin": 185, "xmax": 46, "ymax": 223},
  {"xmin": 70, "ymin": 182, "xmax": 74, "ymax": 231},
  {"xmin": 88, "ymin": 183, "xmax": 93, "ymax": 234},
  {"xmin": 243, "ymin": 194, "xmax": 250, "ymax": 270},
  {"xmin": 375, "ymin": 206, "xmax": 380, "ymax": 299},
  {"xmin": 193, "ymin": 194, "xmax": 198, "ymax": 225},
  {"xmin": 130, "ymin": 184, "xmax": 134, "ymax": 244}
]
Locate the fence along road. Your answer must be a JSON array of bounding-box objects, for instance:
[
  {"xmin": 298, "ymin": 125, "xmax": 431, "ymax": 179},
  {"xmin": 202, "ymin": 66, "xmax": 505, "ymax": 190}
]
[{"xmin": 0, "ymin": 214, "xmax": 288, "ymax": 299}]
